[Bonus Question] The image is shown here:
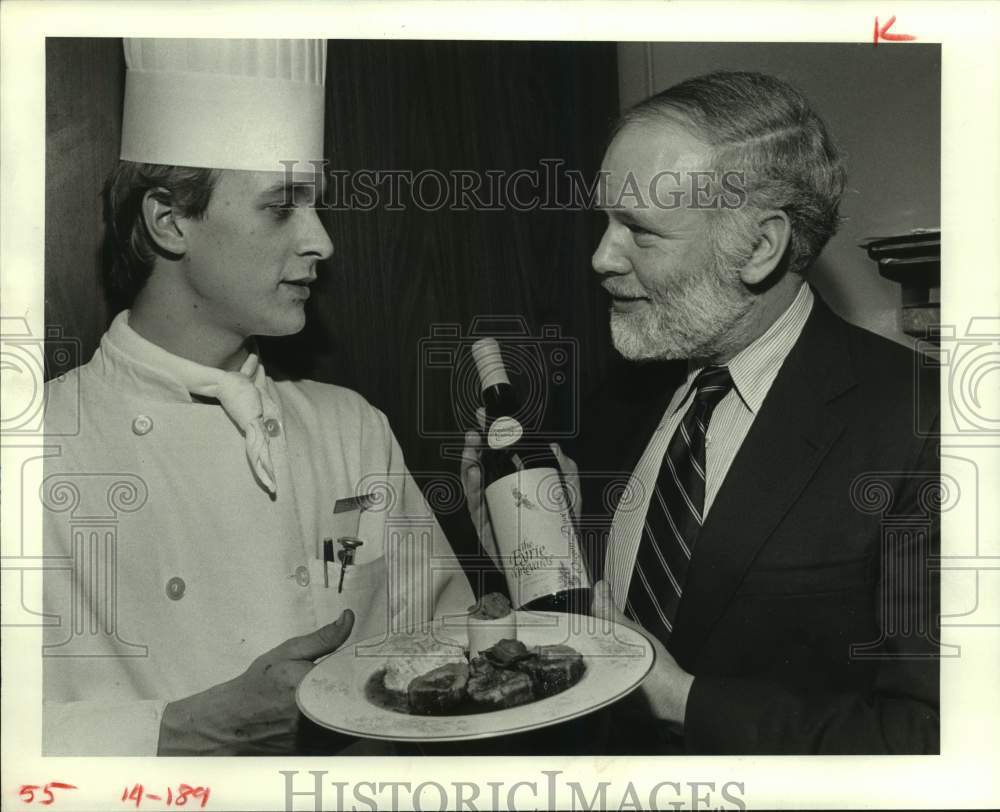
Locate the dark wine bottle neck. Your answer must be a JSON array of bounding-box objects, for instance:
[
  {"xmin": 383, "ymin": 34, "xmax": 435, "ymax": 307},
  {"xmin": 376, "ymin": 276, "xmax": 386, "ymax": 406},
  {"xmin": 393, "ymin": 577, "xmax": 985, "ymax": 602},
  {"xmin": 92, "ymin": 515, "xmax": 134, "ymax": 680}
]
[{"xmin": 481, "ymin": 382, "xmax": 520, "ymax": 419}]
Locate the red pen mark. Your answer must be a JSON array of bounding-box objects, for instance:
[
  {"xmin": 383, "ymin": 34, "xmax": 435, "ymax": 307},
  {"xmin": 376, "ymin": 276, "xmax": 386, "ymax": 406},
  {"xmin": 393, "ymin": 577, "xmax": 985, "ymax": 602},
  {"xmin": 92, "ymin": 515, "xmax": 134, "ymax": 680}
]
[
  {"xmin": 177, "ymin": 785, "xmax": 210, "ymax": 807},
  {"xmin": 122, "ymin": 785, "xmax": 142, "ymax": 807},
  {"xmin": 18, "ymin": 784, "xmax": 77, "ymax": 805},
  {"xmin": 121, "ymin": 784, "xmax": 210, "ymax": 808},
  {"xmin": 874, "ymin": 15, "xmax": 916, "ymax": 45}
]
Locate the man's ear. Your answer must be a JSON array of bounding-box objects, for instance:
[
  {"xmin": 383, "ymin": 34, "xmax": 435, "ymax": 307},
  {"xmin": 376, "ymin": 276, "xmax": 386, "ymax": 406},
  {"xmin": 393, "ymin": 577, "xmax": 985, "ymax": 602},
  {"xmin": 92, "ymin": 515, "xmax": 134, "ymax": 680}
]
[
  {"xmin": 738, "ymin": 210, "xmax": 791, "ymax": 286},
  {"xmin": 141, "ymin": 188, "xmax": 187, "ymax": 257}
]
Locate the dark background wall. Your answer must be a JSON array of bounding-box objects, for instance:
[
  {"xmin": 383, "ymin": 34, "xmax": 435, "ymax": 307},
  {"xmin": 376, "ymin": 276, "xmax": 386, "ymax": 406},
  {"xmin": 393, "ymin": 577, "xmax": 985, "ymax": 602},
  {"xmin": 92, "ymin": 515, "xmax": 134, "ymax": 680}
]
[
  {"xmin": 45, "ymin": 38, "xmax": 124, "ymax": 368},
  {"xmin": 273, "ymin": 40, "xmax": 620, "ymax": 561}
]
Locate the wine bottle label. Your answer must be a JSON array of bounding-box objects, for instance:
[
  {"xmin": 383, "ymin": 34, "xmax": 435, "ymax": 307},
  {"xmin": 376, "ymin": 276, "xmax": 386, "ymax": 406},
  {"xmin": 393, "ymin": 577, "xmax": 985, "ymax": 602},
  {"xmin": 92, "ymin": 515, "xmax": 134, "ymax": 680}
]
[
  {"xmin": 484, "ymin": 467, "xmax": 590, "ymax": 608},
  {"xmin": 487, "ymin": 416, "xmax": 524, "ymax": 450}
]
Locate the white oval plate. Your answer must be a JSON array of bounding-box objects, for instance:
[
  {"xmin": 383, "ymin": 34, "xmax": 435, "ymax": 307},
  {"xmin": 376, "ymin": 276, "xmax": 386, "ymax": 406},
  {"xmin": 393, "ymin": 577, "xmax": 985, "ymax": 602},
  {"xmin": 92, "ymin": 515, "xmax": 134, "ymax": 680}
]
[{"xmin": 297, "ymin": 611, "xmax": 655, "ymax": 742}]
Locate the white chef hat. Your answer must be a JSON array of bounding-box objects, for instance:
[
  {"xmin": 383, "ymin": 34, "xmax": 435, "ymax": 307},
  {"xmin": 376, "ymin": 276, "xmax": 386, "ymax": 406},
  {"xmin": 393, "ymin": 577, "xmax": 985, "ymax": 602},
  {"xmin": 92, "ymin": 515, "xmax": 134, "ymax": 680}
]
[{"xmin": 120, "ymin": 38, "xmax": 326, "ymax": 172}]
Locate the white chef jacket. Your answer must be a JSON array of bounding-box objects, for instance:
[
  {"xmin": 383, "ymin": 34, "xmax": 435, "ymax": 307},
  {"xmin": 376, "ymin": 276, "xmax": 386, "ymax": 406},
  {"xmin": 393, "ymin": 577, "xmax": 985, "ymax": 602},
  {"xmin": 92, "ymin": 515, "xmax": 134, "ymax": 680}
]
[{"xmin": 42, "ymin": 313, "xmax": 473, "ymax": 755}]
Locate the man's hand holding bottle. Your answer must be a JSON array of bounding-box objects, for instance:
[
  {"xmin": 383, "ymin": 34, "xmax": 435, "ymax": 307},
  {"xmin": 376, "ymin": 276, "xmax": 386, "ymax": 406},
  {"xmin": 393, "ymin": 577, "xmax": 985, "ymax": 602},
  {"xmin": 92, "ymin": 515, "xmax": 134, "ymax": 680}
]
[{"xmin": 459, "ymin": 338, "xmax": 588, "ymax": 612}]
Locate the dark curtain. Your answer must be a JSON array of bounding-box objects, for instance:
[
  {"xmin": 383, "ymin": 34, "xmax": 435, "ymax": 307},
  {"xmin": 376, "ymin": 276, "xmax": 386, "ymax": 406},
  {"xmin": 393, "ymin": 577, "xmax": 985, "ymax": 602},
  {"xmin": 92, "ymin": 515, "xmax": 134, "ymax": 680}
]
[{"xmin": 264, "ymin": 40, "xmax": 620, "ymax": 574}]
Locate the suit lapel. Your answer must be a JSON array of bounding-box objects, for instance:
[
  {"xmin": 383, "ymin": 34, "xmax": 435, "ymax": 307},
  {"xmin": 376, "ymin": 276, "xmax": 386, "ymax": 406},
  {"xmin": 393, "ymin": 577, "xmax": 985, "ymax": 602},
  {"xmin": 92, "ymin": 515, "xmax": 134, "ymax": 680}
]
[{"xmin": 668, "ymin": 295, "xmax": 857, "ymax": 667}]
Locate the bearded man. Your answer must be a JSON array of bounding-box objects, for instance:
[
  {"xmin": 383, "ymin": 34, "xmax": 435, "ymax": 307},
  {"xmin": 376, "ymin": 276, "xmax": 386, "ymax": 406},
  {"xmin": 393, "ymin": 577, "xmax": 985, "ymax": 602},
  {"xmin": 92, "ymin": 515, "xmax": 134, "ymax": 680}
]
[
  {"xmin": 572, "ymin": 70, "xmax": 942, "ymax": 755},
  {"xmin": 439, "ymin": 70, "xmax": 940, "ymax": 756}
]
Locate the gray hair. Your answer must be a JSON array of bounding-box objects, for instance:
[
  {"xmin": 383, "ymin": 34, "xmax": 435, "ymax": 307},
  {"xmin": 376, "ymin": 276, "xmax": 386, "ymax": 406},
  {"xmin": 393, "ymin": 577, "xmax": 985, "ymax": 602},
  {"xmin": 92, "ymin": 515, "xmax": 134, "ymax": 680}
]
[{"xmin": 617, "ymin": 70, "xmax": 847, "ymax": 275}]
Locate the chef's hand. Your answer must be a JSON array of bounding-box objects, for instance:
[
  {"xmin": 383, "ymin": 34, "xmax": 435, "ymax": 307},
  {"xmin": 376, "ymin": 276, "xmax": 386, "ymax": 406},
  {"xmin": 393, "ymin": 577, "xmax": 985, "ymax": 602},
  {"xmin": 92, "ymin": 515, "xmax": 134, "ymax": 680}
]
[
  {"xmin": 460, "ymin": 407, "xmax": 582, "ymax": 565},
  {"xmin": 591, "ymin": 581, "xmax": 693, "ymax": 731},
  {"xmin": 157, "ymin": 609, "xmax": 355, "ymax": 755}
]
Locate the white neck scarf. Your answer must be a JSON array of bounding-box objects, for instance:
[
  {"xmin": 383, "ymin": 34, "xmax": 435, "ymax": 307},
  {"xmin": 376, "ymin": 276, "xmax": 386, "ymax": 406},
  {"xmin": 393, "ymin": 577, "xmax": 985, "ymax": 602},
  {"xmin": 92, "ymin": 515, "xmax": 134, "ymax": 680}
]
[
  {"xmin": 188, "ymin": 353, "xmax": 280, "ymax": 495},
  {"xmin": 109, "ymin": 312, "xmax": 280, "ymax": 495}
]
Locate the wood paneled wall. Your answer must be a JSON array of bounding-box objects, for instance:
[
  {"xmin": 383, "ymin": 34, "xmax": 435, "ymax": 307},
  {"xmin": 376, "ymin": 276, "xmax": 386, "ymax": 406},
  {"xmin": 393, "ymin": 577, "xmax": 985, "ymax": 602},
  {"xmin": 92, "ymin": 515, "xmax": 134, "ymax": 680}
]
[{"xmin": 44, "ymin": 38, "xmax": 124, "ymax": 376}]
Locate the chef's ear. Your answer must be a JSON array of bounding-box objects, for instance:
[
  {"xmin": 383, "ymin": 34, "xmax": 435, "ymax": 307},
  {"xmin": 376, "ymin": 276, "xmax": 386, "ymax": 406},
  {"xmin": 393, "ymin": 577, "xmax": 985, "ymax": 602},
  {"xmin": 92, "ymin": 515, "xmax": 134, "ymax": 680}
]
[{"xmin": 141, "ymin": 187, "xmax": 188, "ymax": 257}]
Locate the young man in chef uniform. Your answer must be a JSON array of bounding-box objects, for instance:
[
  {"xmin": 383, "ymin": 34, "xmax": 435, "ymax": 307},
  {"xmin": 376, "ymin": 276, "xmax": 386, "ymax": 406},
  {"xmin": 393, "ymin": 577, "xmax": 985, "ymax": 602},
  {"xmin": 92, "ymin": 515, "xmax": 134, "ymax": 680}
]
[{"xmin": 42, "ymin": 38, "xmax": 473, "ymax": 756}]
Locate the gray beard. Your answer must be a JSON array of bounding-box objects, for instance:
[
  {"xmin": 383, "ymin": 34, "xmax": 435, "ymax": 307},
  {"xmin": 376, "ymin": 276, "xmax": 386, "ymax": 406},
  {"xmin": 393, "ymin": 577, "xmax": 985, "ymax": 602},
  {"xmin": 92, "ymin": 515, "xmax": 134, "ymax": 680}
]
[{"xmin": 609, "ymin": 262, "xmax": 753, "ymax": 362}]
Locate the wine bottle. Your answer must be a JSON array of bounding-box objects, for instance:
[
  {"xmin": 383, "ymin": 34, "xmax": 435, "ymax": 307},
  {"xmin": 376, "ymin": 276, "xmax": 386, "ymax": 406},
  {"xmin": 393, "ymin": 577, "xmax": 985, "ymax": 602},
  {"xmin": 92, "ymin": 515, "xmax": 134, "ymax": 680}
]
[{"xmin": 471, "ymin": 337, "xmax": 591, "ymax": 613}]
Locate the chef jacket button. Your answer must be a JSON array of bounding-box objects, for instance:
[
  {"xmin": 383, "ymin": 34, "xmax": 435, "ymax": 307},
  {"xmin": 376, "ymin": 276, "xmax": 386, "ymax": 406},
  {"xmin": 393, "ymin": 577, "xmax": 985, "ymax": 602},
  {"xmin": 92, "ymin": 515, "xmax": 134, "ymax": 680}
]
[
  {"xmin": 294, "ymin": 565, "xmax": 310, "ymax": 587},
  {"xmin": 165, "ymin": 576, "xmax": 186, "ymax": 600},
  {"xmin": 264, "ymin": 418, "xmax": 281, "ymax": 437},
  {"xmin": 132, "ymin": 415, "xmax": 153, "ymax": 436}
]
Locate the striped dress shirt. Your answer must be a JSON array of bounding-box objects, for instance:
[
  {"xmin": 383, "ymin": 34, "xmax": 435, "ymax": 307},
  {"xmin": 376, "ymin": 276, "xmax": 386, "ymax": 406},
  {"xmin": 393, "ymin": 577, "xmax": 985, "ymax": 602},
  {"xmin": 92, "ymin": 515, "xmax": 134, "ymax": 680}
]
[{"xmin": 605, "ymin": 283, "xmax": 815, "ymax": 609}]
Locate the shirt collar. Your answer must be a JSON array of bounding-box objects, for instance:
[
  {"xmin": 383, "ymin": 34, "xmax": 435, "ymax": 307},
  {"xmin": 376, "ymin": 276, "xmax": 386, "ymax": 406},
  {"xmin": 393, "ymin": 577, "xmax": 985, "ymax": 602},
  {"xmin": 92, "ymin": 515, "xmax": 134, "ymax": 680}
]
[
  {"xmin": 678, "ymin": 283, "xmax": 814, "ymax": 415},
  {"xmin": 96, "ymin": 310, "xmax": 261, "ymax": 403}
]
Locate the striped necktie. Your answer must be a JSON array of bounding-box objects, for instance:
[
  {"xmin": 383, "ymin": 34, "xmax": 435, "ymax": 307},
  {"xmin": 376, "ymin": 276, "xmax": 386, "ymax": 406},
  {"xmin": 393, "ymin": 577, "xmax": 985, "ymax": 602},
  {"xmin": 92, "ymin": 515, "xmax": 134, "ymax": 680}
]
[{"xmin": 626, "ymin": 365, "xmax": 734, "ymax": 645}]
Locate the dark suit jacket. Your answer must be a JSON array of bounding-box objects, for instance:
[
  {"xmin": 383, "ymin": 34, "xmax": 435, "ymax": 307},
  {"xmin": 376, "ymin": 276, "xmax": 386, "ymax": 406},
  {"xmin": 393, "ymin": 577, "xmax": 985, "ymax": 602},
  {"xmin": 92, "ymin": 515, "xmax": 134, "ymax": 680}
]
[{"xmin": 575, "ymin": 290, "xmax": 940, "ymax": 755}]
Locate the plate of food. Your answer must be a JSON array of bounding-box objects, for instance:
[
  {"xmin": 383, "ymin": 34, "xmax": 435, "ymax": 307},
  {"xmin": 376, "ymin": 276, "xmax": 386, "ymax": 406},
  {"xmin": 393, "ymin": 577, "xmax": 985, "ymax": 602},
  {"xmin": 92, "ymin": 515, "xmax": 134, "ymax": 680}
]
[{"xmin": 296, "ymin": 593, "xmax": 655, "ymax": 741}]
